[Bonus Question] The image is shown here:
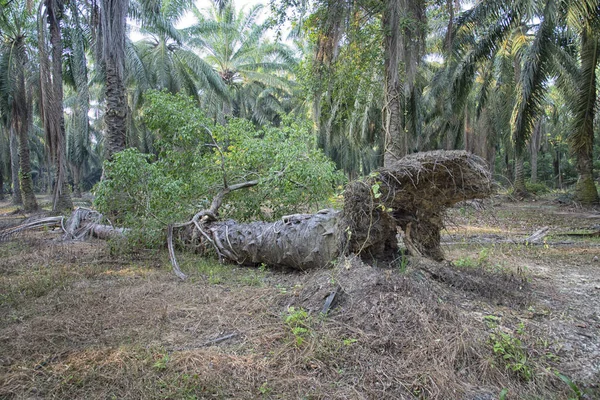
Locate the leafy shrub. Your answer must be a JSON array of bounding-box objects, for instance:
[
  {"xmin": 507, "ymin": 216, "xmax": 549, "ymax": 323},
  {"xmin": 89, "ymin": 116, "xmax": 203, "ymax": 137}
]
[
  {"xmin": 525, "ymin": 181, "xmax": 550, "ymax": 195},
  {"xmin": 94, "ymin": 149, "xmax": 189, "ymax": 247},
  {"xmin": 94, "ymin": 90, "xmax": 342, "ymax": 247}
]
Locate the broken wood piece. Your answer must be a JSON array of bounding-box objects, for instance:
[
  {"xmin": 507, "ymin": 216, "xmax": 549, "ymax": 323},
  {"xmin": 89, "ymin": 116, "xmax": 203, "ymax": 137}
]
[
  {"xmin": 201, "ymin": 332, "xmax": 238, "ymax": 347},
  {"xmin": 524, "ymin": 226, "xmax": 550, "ymax": 244},
  {"xmin": 321, "ymin": 289, "xmax": 339, "ymax": 314}
]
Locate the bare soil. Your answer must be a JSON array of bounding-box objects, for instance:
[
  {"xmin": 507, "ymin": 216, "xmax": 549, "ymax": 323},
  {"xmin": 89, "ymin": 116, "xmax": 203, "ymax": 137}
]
[{"xmin": 0, "ymin": 195, "xmax": 599, "ymax": 399}]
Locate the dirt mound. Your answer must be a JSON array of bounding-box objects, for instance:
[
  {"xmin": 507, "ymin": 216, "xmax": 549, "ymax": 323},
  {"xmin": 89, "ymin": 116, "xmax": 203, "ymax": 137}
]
[{"xmin": 276, "ymin": 256, "xmax": 555, "ymax": 399}]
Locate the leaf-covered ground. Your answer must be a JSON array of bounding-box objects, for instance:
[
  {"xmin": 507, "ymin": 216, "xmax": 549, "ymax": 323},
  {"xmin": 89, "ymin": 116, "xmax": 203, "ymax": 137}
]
[{"xmin": 0, "ymin": 195, "xmax": 599, "ymax": 399}]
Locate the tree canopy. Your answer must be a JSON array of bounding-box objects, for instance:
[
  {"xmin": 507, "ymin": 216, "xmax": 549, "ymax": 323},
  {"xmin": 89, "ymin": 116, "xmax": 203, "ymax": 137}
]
[{"xmin": 0, "ymin": 0, "xmax": 598, "ymax": 208}]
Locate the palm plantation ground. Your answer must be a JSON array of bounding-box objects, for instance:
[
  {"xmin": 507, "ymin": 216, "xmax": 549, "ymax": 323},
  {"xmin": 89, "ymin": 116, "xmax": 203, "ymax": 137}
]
[{"xmin": 1, "ymin": 193, "xmax": 598, "ymax": 399}]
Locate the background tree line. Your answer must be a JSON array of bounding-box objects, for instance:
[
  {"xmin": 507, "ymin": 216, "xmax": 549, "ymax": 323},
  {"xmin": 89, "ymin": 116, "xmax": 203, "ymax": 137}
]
[{"xmin": 0, "ymin": 0, "xmax": 599, "ymax": 215}]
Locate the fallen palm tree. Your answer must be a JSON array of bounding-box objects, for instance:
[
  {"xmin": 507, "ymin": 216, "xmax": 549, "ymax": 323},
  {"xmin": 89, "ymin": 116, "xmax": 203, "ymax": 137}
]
[
  {"xmin": 0, "ymin": 151, "xmax": 492, "ymax": 280},
  {"xmin": 169, "ymin": 150, "xmax": 492, "ymax": 278}
]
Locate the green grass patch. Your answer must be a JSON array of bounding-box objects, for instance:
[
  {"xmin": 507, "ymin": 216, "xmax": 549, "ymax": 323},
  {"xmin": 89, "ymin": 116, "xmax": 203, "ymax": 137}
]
[{"xmin": 177, "ymin": 255, "xmax": 266, "ymax": 286}]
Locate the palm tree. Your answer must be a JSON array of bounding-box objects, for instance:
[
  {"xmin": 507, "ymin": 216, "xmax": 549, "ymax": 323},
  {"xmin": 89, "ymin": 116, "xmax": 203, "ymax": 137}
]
[
  {"xmin": 182, "ymin": 3, "xmax": 296, "ymax": 125},
  {"xmin": 568, "ymin": 23, "xmax": 599, "ymax": 203},
  {"xmin": 382, "ymin": 0, "xmax": 426, "ymax": 166},
  {"xmin": 97, "ymin": 0, "xmax": 128, "ymax": 159},
  {"xmin": 130, "ymin": 33, "xmax": 226, "ymax": 100},
  {"xmin": 0, "ymin": 0, "xmax": 38, "ymax": 212},
  {"xmin": 441, "ymin": 0, "xmax": 599, "ymax": 203},
  {"xmin": 63, "ymin": 0, "xmax": 92, "ymax": 197},
  {"xmin": 39, "ymin": 0, "xmax": 73, "ymax": 211}
]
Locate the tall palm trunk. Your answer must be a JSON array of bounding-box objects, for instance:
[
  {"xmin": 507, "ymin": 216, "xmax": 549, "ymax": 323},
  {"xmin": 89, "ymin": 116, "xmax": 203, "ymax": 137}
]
[
  {"xmin": 573, "ymin": 28, "xmax": 599, "ymax": 205},
  {"xmin": 13, "ymin": 70, "xmax": 38, "ymax": 212},
  {"xmin": 68, "ymin": 0, "xmax": 91, "ymax": 198},
  {"xmin": 382, "ymin": 0, "xmax": 425, "ymax": 166},
  {"xmin": 513, "ymin": 154, "xmax": 527, "ymax": 196},
  {"xmin": 42, "ymin": 0, "xmax": 73, "ymax": 211},
  {"xmin": 0, "ymin": 153, "xmax": 4, "ymax": 200},
  {"xmin": 511, "ymin": 48, "xmax": 528, "ymax": 197},
  {"xmin": 530, "ymin": 119, "xmax": 542, "ymax": 184},
  {"xmin": 383, "ymin": 0, "xmax": 406, "ymax": 166},
  {"xmin": 100, "ymin": 0, "xmax": 128, "ymax": 159},
  {"xmin": 9, "ymin": 127, "xmax": 22, "ymax": 205}
]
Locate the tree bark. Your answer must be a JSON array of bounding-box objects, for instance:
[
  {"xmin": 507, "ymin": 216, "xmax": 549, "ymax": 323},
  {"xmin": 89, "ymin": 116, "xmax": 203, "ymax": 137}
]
[
  {"xmin": 573, "ymin": 28, "xmax": 599, "ymax": 205},
  {"xmin": 42, "ymin": 0, "xmax": 73, "ymax": 212},
  {"xmin": 9, "ymin": 127, "xmax": 22, "ymax": 205},
  {"xmin": 72, "ymin": 165, "xmax": 82, "ymax": 198},
  {"xmin": 513, "ymin": 154, "xmax": 527, "ymax": 197},
  {"xmin": 0, "ymin": 158, "xmax": 4, "ymax": 200},
  {"xmin": 68, "ymin": 0, "xmax": 91, "ymax": 198},
  {"xmin": 100, "ymin": 0, "xmax": 128, "ymax": 160},
  {"xmin": 530, "ymin": 119, "xmax": 542, "ymax": 184},
  {"xmin": 383, "ymin": 0, "xmax": 406, "ymax": 166},
  {"xmin": 13, "ymin": 63, "xmax": 38, "ymax": 212}
]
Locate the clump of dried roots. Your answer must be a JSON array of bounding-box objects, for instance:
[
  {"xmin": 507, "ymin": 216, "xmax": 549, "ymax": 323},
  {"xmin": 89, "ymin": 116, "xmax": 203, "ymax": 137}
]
[{"xmin": 343, "ymin": 150, "xmax": 492, "ymax": 261}]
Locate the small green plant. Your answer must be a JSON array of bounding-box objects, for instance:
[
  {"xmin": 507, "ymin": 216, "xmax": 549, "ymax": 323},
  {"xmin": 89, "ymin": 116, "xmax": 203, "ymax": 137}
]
[
  {"xmin": 484, "ymin": 315, "xmax": 501, "ymax": 328},
  {"xmin": 259, "ymin": 381, "xmax": 272, "ymax": 396},
  {"xmin": 498, "ymin": 388, "xmax": 509, "ymax": 400},
  {"xmin": 454, "ymin": 255, "xmax": 477, "ymax": 268},
  {"xmin": 153, "ymin": 354, "xmax": 169, "ymax": 371},
  {"xmin": 525, "ymin": 181, "xmax": 550, "ymax": 195},
  {"xmin": 371, "ymin": 181, "xmax": 382, "ymax": 199},
  {"xmin": 489, "ymin": 331, "xmax": 533, "ymax": 381},
  {"xmin": 284, "ymin": 306, "xmax": 311, "ymax": 346},
  {"xmin": 396, "ymin": 252, "xmax": 410, "ymax": 273},
  {"xmin": 556, "ymin": 372, "xmax": 583, "ymax": 400}
]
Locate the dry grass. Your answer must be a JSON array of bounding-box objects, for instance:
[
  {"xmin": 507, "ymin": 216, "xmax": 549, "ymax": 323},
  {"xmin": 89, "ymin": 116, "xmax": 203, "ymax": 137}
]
[{"xmin": 1, "ymin": 196, "xmax": 599, "ymax": 399}]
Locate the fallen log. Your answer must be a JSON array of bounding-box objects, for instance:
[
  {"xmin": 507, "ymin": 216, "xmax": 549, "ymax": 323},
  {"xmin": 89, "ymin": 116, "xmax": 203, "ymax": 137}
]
[
  {"xmin": 172, "ymin": 150, "xmax": 492, "ymax": 275},
  {"xmin": 0, "ymin": 208, "xmax": 125, "ymax": 242}
]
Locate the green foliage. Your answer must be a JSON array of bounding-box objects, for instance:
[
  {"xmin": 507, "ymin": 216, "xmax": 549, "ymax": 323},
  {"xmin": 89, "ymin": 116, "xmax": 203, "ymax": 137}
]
[
  {"xmin": 153, "ymin": 354, "xmax": 170, "ymax": 371},
  {"xmin": 489, "ymin": 330, "xmax": 533, "ymax": 381},
  {"xmin": 498, "ymin": 388, "xmax": 509, "ymax": 400},
  {"xmin": 94, "ymin": 91, "xmax": 341, "ymax": 247},
  {"xmin": 454, "ymin": 248, "xmax": 491, "ymax": 268},
  {"xmin": 284, "ymin": 306, "xmax": 311, "ymax": 346},
  {"xmin": 525, "ymin": 181, "xmax": 550, "ymax": 195},
  {"xmin": 94, "ymin": 149, "xmax": 188, "ymax": 248},
  {"xmin": 556, "ymin": 372, "xmax": 583, "ymax": 400}
]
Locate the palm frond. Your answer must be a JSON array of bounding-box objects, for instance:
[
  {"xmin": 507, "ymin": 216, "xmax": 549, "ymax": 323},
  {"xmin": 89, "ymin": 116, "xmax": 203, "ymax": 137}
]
[{"xmin": 511, "ymin": 0, "xmax": 556, "ymax": 154}]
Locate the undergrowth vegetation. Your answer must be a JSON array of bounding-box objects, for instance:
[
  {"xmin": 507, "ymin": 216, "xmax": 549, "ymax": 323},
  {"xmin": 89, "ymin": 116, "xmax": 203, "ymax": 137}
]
[{"xmin": 94, "ymin": 91, "xmax": 343, "ymax": 248}]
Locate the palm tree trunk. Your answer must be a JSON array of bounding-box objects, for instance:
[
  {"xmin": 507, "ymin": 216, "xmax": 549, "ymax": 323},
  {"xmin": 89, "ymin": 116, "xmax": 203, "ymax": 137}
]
[
  {"xmin": 104, "ymin": 57, "xmax": 127, "ymax": 158},
  {"xmin": 530, "ymin": 119, "xmax": 542, "ymax": 184},
  {"xmin": 9, "ymin": 127, "xmax": 22, "ymax": 205},
  {"xmin": 553, "ymin": 149, "xmax": 561, "ymax": 189},
  {"xmin": 382, "ymin": 0, "xmax": 425, "ymax": 166},
  {"xmin": 382, "ymin": 0, "xmax": 406, "ymax": 166},
  {"xmin": 513, "ymin": 154, "xmax": 527, "ymax": 197},
  {"xmin": 100, "ymin": 0, "xmax": 129, "ymax": 159},
  {"xmin": 72, "ymin": 164, "xmax": 82, "ymax": 198},
  {"xmin": 573, "ymin": 28, "xmax": 599, "ymax": 205},
  {"xmin": 15, "ymin": 111, "xmax": 38, "ymax": 213},
  {"xmin": 0, "ymin": 158, "xmax": 4, "ymax": 200},
  {"xmin": 44, "ymin": 0, "xmax": 73, "ymax": 212},
  {"xmin": 12, "ymin": 63, "xmax": 38, "ymax": 212}
]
